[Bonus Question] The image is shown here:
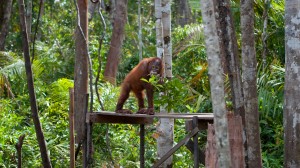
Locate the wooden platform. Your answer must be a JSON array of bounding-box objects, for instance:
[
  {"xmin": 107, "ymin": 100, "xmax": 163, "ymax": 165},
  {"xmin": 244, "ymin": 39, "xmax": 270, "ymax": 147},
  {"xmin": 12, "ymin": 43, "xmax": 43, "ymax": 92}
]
[
  {"xmin": 86, "ymin": 111, "xmax": 214, "ymax": 125},
  {"xmin": 86, "ymin": 111, "xmax": 214, "ymax": 167}
]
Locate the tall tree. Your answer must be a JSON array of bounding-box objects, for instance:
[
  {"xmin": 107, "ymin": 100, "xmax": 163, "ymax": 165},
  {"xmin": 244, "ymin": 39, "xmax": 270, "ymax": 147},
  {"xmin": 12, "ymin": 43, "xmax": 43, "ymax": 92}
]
[
  {"xmin": 217, "ymin": 0, "xmax": 247, "ymax": 164},
  {"xmin": 284, "ymin": 0, "xmax": 300, "ymax": 167},
  {"xmin": 174, "ymin": 0, "xmax": 192, "ymax": 27},
  {"xmin": 241, "ymin": 0, "xmax": 262, "ymax": 167},
  {"xmin": 138, "ymin": 0, "xmax": 142, "ymax": 61},
  {"xmin": 217, "ymin": 0, "xmax": 245, "ymax": 119},
  {"xmin": 26, "ymin": 0, "xmax": 32, "ymax": 41},
  {"xmin": 0, "ymin": 0, "xmax": 13, "ymax": 50},
  {"xmin": 74, "ymin": 0, "xmax": 89, "ymax": 147},
  {"xmin": 262, "ymin": 0, "xmax": 270, "ymax": 68},
  {"xmin": 103, "ymin": 0, "xmax": 128, "ymax": 84},
  {"xmin": 155, "ymin": 0, "xmax": 163, "ymax": 59},
  {"xmin": 155, "ymin": 0, "xmax": 174, "ymax": 167},
  {"xmin": 200, "ymin": 0, "xmax": 231, "ymax": 167},
  {"xmin": 18, "ymin": 0, "xmax": 52, "ymax": 167}
]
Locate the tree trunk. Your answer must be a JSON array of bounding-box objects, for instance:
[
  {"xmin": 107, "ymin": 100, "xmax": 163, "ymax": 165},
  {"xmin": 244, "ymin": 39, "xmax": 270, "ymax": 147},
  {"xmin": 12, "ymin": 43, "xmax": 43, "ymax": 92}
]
[
  {"xmin": 240, "ymin": 0, "xmax": 262, "ymax": 167},
  {"xmin": 284, "ymin": 0, "xmax": 300, "ymax": 167},
  {"xmin": 26, "ymin": 0, "xmax": 32, "ymax": 42},
  {"xmin": 0, "ymin": 0, "xmax": 13, "ymax": 50},
  {"xmin": 103, "ymin": 0, "xmax": 128, "ymax": 84},
  {"xmin": 138, "ymin": 0, "xmax": 143, "ymax": 61},
  {"xmin": 262, "ymin": 0, "xmax": 270, "ymax": 68},
  {"xmin": 18, "ymin": 0, "xmax": 52, "ymax": 167},
  {"xmin": 155, "ymin": 0, "xmax": 163, "ymax": 59},
  {"xmin": 200, "ymin": 0, "xmax": 231, "ymax": 167},
  {"xmin": 155, "ymin": 0, "xmax": 174, "ymax": 167},
  {"xmin": 36, "ymin": 0, "xmax": 45, "ymax": 41},
  {"xmin": 217, "ymin": 0, "xmax": 245, "ymax": 119},
  {"xmin": 217, "ymin": 0, "xmax": 247, "ymax": 164},
  {"xmin": 88, "ymin": 0, "xmax": 98, "ymax": 21},
  {"xmin": 74, "ymin": 0, "xmax": 89, "ymax": 145},
  {"xmin": 15, "ymin": 135, "xmax": 26, "ymax": 168},
  {"xmin": 174, "ymin": 0, "xmax": 192, "ymax": 27}
]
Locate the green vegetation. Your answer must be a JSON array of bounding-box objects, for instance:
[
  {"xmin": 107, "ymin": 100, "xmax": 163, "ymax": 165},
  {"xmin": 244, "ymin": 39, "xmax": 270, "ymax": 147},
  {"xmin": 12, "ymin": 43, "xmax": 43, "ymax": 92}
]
[{"xmin": 0, "ymin": 0, "xmax": 285, "ymax": 167}]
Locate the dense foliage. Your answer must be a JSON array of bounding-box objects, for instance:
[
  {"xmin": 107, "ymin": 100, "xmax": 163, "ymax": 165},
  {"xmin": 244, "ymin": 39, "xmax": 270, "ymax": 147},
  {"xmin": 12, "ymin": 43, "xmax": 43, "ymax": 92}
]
[{"xmin": 0, "ymin": 0, "xmax": 284, "ymax": 167}]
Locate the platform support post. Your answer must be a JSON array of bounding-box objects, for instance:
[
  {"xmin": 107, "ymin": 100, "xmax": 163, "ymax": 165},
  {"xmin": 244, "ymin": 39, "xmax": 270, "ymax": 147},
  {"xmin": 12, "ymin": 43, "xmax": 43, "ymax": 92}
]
[
  {"xmin": 193, "ymin": 116, "xmax": 199, "ymax": 168},
  {"xmin": 140, "ymin": 124, "xmax": 145, "ymax": 168}
]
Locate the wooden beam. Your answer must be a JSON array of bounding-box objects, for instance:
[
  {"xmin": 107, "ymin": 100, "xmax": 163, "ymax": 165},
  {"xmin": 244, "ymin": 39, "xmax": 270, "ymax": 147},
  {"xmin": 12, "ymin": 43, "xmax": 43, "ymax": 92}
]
[
  {"xmin": 86, "ymin": 112, "xmax": 154, "ymax": 124},
  {"xmin": 86, "ymin": 111, "xmax": 213, "ymax": 124},
  {"xmin": 152, "ymin": 127, "xmax": 200, "ymax": 168},
  {"xmin": 193, "ymin": 116, "xmax": 199, "ymax": 168},
  {"xmin": 140, "ymin": 124, "xmax": 145, "ymax": 168}
]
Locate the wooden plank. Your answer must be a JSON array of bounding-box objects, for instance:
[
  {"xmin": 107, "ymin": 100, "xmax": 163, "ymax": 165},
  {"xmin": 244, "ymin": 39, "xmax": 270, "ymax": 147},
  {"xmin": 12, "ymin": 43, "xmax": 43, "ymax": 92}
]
[
  {"xmin": 87, "ymin": 112, "xmax": 154, "ymax": 124},
  {"xmin": 193, "ymin": 117, "xmax": 199, "ymax": 168},
  {"xmin": 87, "ymin": 111, "xmax": 213, "ymax": 124},
  {"xmin": 69, "ymin": 88, "xmax": 75, "ymax": 168},
  {"xmin": 152, "ymin": 127, "xmax": 200, "ymax": 168},
  {"xmin": 140, "ymin": 124, "xmax": 145, "ymax": 168},
  {"xmin": 185, "ymin": 119, "xmax": 213, "ymax": 131},
  {"xmin": 185, "ymin": 140, "xmax": 205, "ymax": 164}
]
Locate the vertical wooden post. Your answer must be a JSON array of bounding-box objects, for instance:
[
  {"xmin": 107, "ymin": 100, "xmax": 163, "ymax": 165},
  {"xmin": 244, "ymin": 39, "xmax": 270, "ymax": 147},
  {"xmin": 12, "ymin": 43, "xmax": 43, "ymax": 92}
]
[
  {"xmin": 69, "ymin": 88, "xmax": 75, "ymax": 168},
  {"xmin": 140, "ymin": 124, "xmax": 145, "ymax": 168},
  {"xmin": 83, "ymin": 94, "xmax": 89, "ymax": 168},
  {"xmin": 86, "ymin": 99, "xmax": 93, "ymax": 167},
  {"xmin": 193, "ymin": 116, "xmax": 199, "ymax": 168}
]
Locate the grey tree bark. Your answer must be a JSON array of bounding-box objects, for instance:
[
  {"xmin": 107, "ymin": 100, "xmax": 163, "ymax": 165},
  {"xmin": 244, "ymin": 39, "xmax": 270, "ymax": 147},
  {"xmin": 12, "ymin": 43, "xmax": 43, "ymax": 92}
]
[
  {"xmin": 103, "ymin": 0, "xmax": 128, "ymax": 84},
  {"xmin": 200, "ymin": 0, "xmax": 231, "ymax": 167},
  {"xmin": 138, "ymin": 0, "xmax": 143, "ymax": 61},
  {"xmin": 284, "ymin": 0, "xmax": 300, "ymax": 167},
  {"xmin": 26, "ymin": 0, "xmax": 32, "ymax": 42},
  {"xmin": 156, "ymin": 0, "xmax": 174, "ymax": 167},
  {"xmin": 262, "ymin": 0, "xmax": 270, "ymax": 68},
  {"xmin": 217, "ymin": 0, "xmax": 247, "ymax": 165},
  {"xmin": 174, "ymin": 0, "xmax": 192, "ymax": 27},
  {"xmin": 241, "ymin": 0, "xmax": 262, "ymax": 167},
  {"xmin": 217, "ymin": 0, "xmax": 245, "ymax": 119},
  {"xmin": 0, "ymin": 0, "xmax": 13, "ymax": 50},
  {"xmin": 155, "ymin": 0, "xmax": 163, "ymax": 59}
]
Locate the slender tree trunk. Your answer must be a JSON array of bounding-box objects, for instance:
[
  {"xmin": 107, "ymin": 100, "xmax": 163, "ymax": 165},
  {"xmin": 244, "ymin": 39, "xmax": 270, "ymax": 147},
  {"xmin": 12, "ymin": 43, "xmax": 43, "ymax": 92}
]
[
  {"xmin": 103, "ymin": 0, "xmax": 128, "ymax": 84},
  {"xmin": 26, "ymin": 0, "xmax": 32, "ymax": 42},
  {"xmin": 0, "ymin": 0, "xmax": 13, "ymax": 50},
  {"xmin": 138, "ymin": 0, "xmax": 143, "ymax": 61},
  {"xmin": 36, "ymin": 0, "xmax": 45, "ymax": 41},
  {"xmin": 174, "ymin": 0, "xmax": 192, "ymax": 27},
  {"xmin": 218, "ymin": 0, "xmax": 245, "ymax": 119},
  {"xmin": 156, "ymin": 0, "xmax": 174, "ymax": 167},
  {"xmin": 241, "ymin": 0, "xmax": 262, "ymax": 167},
  {"xmin": 155, "ymin": 0, "xmax": 163, "ymax": 59},
  {"xmin": 32, "ymin": 0, "xmax": 45, "ymax": 61},
  {"xmin": 74, "ymin": 0, "xmax": 89, "ymax": 144},
  {"xmin": 200, "ymin": 0, "xmax": 231, "ymax": 167},
  {"xmin": 15, "ymin": 135, "xmax": 26, "ymax": 168},
  {"xmin": 88, "ymin": 0, "xmax": 98, "ymax": 21},
  {"xmin": 284, "ymin": 0, "xmax": 300, "ymax": 167},
  {"xmin": 18, "ymin": 0, "xmax": 52, "ymax": 167},
  {"xmin": 217, "ymin": 0, "xmax": 247, "ymax": 164},
  {"xmin": 262, "ymin": 0, "xmax": 269, "ymax": 68}
]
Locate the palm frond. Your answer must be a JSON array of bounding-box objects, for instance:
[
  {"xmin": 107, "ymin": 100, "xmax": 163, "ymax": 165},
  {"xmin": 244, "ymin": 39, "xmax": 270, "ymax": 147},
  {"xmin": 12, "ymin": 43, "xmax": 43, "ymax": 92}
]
[
  {"xmin": 173, "ymin": 24, "xmax": 204, "ymax": 57},
  {"xmin": 0, "ymin": 52, "xmax": 17, "ymax": 68}
]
